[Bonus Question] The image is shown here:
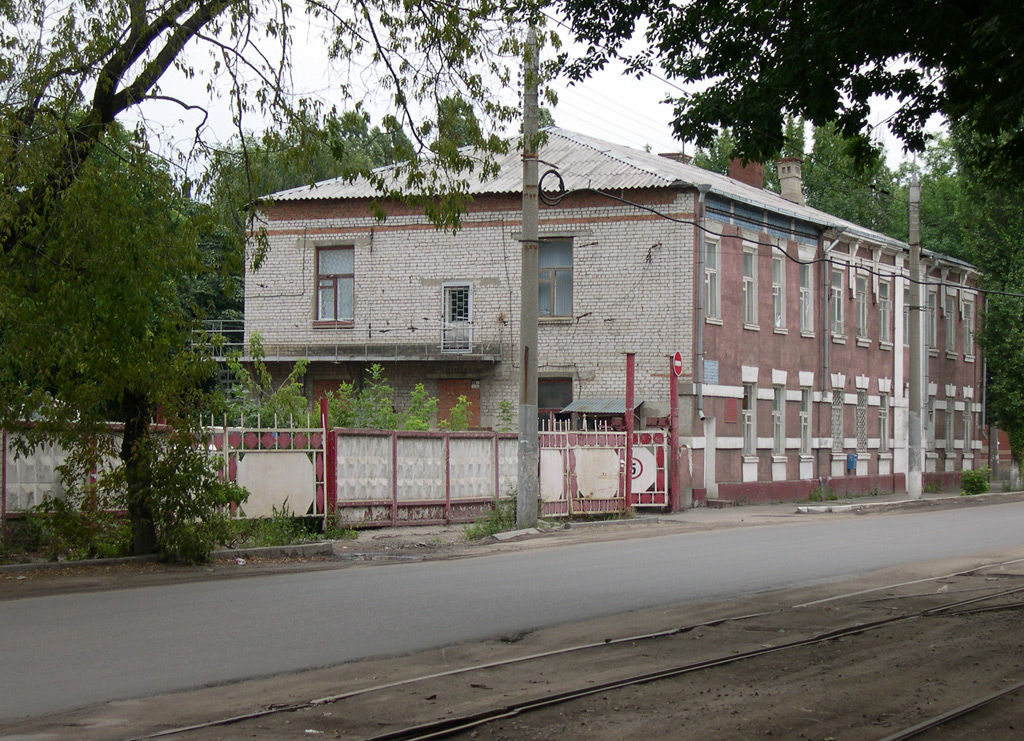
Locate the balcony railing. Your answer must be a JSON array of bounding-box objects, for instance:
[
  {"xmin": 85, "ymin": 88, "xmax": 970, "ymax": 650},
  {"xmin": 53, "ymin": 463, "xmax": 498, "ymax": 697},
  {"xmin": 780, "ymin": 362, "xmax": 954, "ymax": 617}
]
[{"xmin": 441, "ymin": 321, "xmax": 473, "ymax": 353}]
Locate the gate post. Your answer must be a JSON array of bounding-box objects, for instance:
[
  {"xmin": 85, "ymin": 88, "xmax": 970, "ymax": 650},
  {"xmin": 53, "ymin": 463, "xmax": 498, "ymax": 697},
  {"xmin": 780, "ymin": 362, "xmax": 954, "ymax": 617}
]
[
  {"xmin": 319, "ymin": 398, "xmax": 337, "ymax": 523},
  {"xmin": 669, "ymin": 357, "xmax": 680, "ymax": 512},
  {"xmin": 624, "ymin": 353, "xmax": 635, "ymax": 510}
]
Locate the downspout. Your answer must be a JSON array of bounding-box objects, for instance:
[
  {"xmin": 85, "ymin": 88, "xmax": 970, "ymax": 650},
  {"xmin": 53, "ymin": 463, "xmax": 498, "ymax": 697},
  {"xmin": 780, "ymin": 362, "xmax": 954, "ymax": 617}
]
[
  {"xmin": 820, "ymin": 229, "xmax": 844, "ymax": 489},
  {"xmin": 695, "ymin": 184, "xmax": 711, "ymax": 420}
]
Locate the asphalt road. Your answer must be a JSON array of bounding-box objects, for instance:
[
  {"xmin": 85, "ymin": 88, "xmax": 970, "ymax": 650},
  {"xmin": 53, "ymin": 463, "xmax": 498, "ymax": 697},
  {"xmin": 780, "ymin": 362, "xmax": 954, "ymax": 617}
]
[{"xmin": 4, "ymin": 501, "xmax": 1024, "ymax": 722}]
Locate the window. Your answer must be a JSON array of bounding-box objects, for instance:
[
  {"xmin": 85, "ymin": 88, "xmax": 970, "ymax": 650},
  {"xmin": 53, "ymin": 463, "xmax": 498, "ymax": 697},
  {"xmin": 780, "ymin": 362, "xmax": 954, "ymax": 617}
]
[
  {"xmin": 772, "ymin": 386, "xmax": 785, "ymax": 454},
  {"xmin": 442, "ymin": 283, "xmax": 472, "ymax": 352},
  {"xmin": 772, "ymin": 256, "xmax": 785, "ymax": 329},
  {"xmin": 742, "ymin": 248, "xmax": 757, "ymax": 326},
  {"xmin": 945, "ymin": 292, "xmax": 957, "ymax": 354},
  {"xmin": 742, "ymin": 383, "xmax": 756, "ymax": 455},
  {"xmin": 317, "ymin": 246, "xmax": 354, "ymax": 322},
  {"xmin": 963, "ymin": 299, "xmax": 975, "ymax": 357},
  {"xmin": 927, "ymin": 289, "xmax": 937, "ymax": 350},
  {"xmin": 830, "ymin": 268, "xmax": 844, "ymax": 336},
  {"xmin": 879, "ymin": 280, "xmax": 891, "ymax": 344},
  {"xmin": 856, "ymin": 390, "xmax": 868, "ymax": 452},
  {"xmin": 963, "ymin": 409, "xmax": 972, "ymax": 452},
  {"xmin": 704, "ymin": 240, "xmax": 720, "ymax": 320},
  {"xmin": 799, "ymin": 264, "xmax": 813, "ymax": 334},
  {"xmin": 538, "ymin": 378, "xmax": 572, "ymax": 429},
  {"xmin": 799, "ymin": 388, "xmax": 812, "ymax": 456},
  {"xmin": 539, "ymin": 239, "xmax": 573, "ymax": 317},
  {"xmin": 879, "ymin": 395, "xmax": 890, "ymax": 453},
  {"xmin": 945, "ymin": 406, "xmax": 954, "ymax": 451},
  {"xmin": 831, "ymin": 388, "xmax": 844, "ymax": 452},
  {"xmin": 855, "ymin": 275, "xmax": 869, "ymax": 340},
  {"xmin": 926, "ymin": 397, "xmax": 935, "ymax": 447},
  {"xmin": 903, "ymin": 286, "xmax": 910, "ymax": 347}
]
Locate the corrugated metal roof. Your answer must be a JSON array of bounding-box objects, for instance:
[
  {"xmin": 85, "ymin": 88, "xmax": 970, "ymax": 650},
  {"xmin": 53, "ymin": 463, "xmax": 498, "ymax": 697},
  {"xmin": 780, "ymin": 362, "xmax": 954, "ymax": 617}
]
[
  {"xmin": 560, "ymin": 398, "xmax": 643, "ymax": 415},
  {"xmin": 265, "ymin": 127, "xmax": 972, "ymax": 268}
]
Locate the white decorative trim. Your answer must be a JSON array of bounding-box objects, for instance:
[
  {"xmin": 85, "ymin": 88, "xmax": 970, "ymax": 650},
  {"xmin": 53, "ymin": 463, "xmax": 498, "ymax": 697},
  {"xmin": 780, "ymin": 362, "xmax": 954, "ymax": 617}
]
[
  {"xmin": 799, "ymin": 371, "xmax": 814, "ymax": 387},
  {"xmin": 928, "ymin": 382, "xmax": 938, "ymax": 397},
  {"xmin": 844, "ymin": 393, "xmax": 858, "ymax": 405},
  {"xmin": 964, "ymin": 386, "xmax": 974, "ymax": 400},
  {"xmin": 878, "ymin": 377, "xmax": 892, "ymax": 394},
  {"xmin": 757, "ymin": 388, "xmax": 776, "ymax": 401},
  {"xmin": 855, "ymin": 375, "xmax": 870, "ymax": 390},
  {"xmin": 831, "ymin": 372, "xmax": 846, "ymax": 389},
  {"xmin": 945, "ymin": 384, "xmax": 957, "ymax": 398},
  {"xmin": 954, "ymin": 401, "xmax": 965, "ymax": 412},
  {"xmin": 742, "ymin": 365, "xmax": 760, "ymax": 383},
  {"xmin": 702, "ymin": 384, "xmax": 744, "ymax": 399},
  {"xmin": 772, "ymin": 368, "xmax": 788, "ymax": 386}
]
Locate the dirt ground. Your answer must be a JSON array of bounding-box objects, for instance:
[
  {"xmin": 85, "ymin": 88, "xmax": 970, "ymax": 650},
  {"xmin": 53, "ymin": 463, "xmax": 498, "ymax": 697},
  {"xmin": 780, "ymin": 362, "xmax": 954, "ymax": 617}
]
[{"xmin": 4, "ymin": 499, "xmax": 1024, "ymax": 740}]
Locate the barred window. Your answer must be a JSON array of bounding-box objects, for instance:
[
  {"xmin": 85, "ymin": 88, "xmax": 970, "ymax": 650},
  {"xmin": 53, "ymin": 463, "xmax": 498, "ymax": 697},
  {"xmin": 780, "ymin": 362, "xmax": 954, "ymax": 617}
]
[
  {"xmin": 831, "ymin": 388, "xmax": 844, "ymax": 452},
  {"xmin": 856, "ymin": 391, "xmax": 868, "ymax": 452},
  {"xmin": 879, "ymin": 395, "xmax": 890, "ymax": 453},
  {"xmin": 799, "ymin": 388, "xmax": 812, "ymax": 456}
]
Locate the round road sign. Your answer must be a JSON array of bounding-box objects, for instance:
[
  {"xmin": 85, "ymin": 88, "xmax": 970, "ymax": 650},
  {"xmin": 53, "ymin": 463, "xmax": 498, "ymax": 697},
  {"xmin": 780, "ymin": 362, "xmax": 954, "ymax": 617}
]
[{"xmin": 672, "ymin": 351, "xmax": 684, "ymax": 377}]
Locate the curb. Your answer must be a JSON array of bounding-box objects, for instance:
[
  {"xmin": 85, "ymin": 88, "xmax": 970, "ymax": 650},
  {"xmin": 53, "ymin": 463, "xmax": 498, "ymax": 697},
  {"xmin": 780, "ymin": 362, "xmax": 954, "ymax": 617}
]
[
  {"xmin": 0, "ymin": 542, "xmax": 335, "ymax": 574},
  {"xmin": 795, "ymin": 491, "xmax": 1021, "ymax": 515}
]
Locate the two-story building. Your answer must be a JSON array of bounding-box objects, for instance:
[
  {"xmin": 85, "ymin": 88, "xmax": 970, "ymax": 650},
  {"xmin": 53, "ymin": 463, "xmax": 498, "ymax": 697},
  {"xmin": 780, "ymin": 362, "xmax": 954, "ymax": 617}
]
[{"xmin": 246, "ymin": 128, "xmax": 984, "ymax": 504}]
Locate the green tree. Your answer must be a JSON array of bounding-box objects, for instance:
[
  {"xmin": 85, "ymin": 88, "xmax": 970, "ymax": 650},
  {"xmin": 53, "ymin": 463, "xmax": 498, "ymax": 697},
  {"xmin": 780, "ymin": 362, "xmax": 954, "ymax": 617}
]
[
  {"xmin": 0, "ymin": 126, "xmax": 234, "ymax": 558},
  {"xmin": 556, "ymin": 0, "xmax": 1024, "ymax": 167}
]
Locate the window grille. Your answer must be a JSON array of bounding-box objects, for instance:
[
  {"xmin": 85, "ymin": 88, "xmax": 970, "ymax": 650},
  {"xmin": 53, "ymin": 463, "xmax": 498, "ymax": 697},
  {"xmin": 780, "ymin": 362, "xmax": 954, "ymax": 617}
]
[
  {"xmin": 856, "ymin": 391, "xmax": 868, "ymax": 451},
  {"xmin": 831, "ymin": 388, "xmax": 844, "ymax": 452}
]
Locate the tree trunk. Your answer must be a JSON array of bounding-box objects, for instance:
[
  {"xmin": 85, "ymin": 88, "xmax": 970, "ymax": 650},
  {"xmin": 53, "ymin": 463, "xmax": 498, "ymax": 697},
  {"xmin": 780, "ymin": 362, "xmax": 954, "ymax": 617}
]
[{"xmin": 122, "ymin": 391, "xmax": 157, "ymax": 555}]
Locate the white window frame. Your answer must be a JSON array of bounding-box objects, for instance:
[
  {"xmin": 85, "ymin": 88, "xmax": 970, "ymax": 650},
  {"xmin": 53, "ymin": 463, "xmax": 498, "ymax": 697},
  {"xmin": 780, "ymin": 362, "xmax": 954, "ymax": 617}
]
[
  {"xmin": 772, "ymin": 255, "xmax": 785, "ymax": 330},
  {"xmin": 963, "ymin": 409, "xmax": 972, "ymax": 451},
  {"xmin": 879, "ymin": 280, "xmax": 891, "ymax": 345},
  {"xmin": 742, "ymin": 383, "xmax": 757, "ymax": 455},
  {"xmin": 963, "ymin": 298, "xmax": 975, "ymax": 358},
  {"xmin": 441, "ymin": 282, "xmax": 473, "ymax": 352},
  {"xmin": 855, "ymin": 274, "xmax": 869, "ymax": 340},
  {"xmin": 927, "ymin": 289, "xmax": 938, "ymax": 350},
  {"xmin": 704, "ymin": 240, "xmax": 721, "ymax": 321},
  {"xmin": 945, "ymin": 405, "xmax": 954, "ymax": 451},
  {"xmin": 539, "ymin": 238, "xmax": 573, "ymax": 318},
  {"xmin": 799, "ymin": 388, "xmax": 812, "ymax": 456},
  {"xmin": 879, "ymin": 395, "xmax": 890, "ymax": 453},
  {"xmin": 772, "ymin": 385, "xmax": 785, "ymax": 454},
  {"xmin": 799, "ymin": 263, "xmax": 813, "ymax": 334},
  {"xmin": 903, "ymin": 286, "xmax": 910, "ymax": 347},
  {"xmin": 945, "ymin": 292, "xmax": 957, "ymax": 354},
  {"xmin": 316, "ymin": 245, "xmax": 355, "ymax": 323},
  {"xmin": 830, "ymin": 268, "xmax": 844, "ymax": 337},
  {"xmin": 742, "ymin": 247, "xmax": 758, "ymax": 327}
]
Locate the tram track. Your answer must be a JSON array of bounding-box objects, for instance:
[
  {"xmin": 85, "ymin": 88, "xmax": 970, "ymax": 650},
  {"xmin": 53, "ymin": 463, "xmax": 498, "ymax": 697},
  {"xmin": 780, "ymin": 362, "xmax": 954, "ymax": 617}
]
[{"xmin": 124, "ymin": 559, "xmax": 1024, "ymax": 741}]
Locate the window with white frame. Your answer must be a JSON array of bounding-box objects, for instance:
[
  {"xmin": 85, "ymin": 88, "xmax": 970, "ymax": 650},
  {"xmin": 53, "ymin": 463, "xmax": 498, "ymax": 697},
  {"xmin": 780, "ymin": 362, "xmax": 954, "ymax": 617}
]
[
  {"xmin": 963, "ymin": 299, "xmax": 975, "ymax": 357},
  {"xmin": 539, "ymin": 239, "xmax": 573, "ymax": 317},
  {"xmin": 830, "ymin": 268, "xmax": 844, "ymax": 336},
  {"xmin": 831, "ymin": 388, "xmax": 844, "ymax": 452},
  {"xmin": 903, "ymin": 286, "xmax": 910, "ymax": 347},
  {"xmin": 799, "ymin": 263, "xmax": 813, "ymax": 334},
  {"xmin": 856, "ymin": 390, "xmax": 868, "ymax": 451},
  {"xmin": 316, "ymin": 246, "xmax": 355, "ymax": 322},
  {"xmin": 442, "ymin": 283, "xmax": 472, "ymax": 352},
  {"xmin": 879, "ymin": 280, "xmax": 891, "ymax": 344},
  {"xmin": 879, "ymin": 395, "xmax": 890, "ymax": 453},
  {"xmin": 855, "ymin": 274, "xmax": 869, "ymax": 340},
  {"xmin": 945, "ymin": 405, "xmax": 954, "ymax": 451},
  {"xmin": 772, "ymin": 386, "xmax": 785, "ymax": 454},
  {"xmin": 963, "ymin": 409, "xmax": 972, "ymax": 452},
  {"xmin": 945, "ymin": 292, "xmax": 957, "ymax": 354},
  {"xmin": 772, "ymin": 256, "xmax": 785, "ymax": 329},
  {"xmin": 926, "ymin": 397, "xmax": 935, "ymax": 447},
  {"xmin": 704, "ymin": 240, "xmax": 720, "ymax": 321},
  {"xmin": 742, "ymin": 383, "xmax": 756, "ymax": 455},
  {"xmin": 927, "ymin": 289, "xmax": 937, "ymax": 350},
  {"xmin": 799, "ymin": 388, "xmax": 812, "ymax": 456},
  {"xmin": 742, "ymin": 248, "xmax": 757, "ymax": 326}
]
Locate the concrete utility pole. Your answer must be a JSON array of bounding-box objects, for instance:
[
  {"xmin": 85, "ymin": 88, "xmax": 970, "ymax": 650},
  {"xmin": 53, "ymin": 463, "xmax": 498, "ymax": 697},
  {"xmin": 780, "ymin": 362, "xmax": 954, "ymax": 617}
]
[
  {"xmin": 908, "ymin": 169, "xmax": 923, "ymax": 499},
  {"xmin": 517, "ymin": 28, "xmax": 540, "ymax": 528}
]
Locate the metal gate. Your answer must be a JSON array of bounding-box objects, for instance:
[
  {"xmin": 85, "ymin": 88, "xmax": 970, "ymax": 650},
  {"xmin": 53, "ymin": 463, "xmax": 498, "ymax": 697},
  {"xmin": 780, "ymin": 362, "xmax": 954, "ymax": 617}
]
[{"xmin": 539, "ymin": 425, "xmax": 669, "ymax": 517}]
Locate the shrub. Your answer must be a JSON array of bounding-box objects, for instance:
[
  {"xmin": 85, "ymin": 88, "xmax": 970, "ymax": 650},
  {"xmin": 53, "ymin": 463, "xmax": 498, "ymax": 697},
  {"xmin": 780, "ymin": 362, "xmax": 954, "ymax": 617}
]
[
  {"xmin": 960, "ymin": 467, "xmax": 990, "ymax": 496},
  {"xmin": 464, "ymin": 498, "xmax": 516, "ymax": 539}
]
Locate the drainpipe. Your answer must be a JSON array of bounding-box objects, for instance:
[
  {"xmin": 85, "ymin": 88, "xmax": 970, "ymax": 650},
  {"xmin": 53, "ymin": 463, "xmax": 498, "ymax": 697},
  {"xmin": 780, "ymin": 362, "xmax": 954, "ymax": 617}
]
[{"xmin": 695, "ymin": 185, "xmax": 711, "ymax": 420}]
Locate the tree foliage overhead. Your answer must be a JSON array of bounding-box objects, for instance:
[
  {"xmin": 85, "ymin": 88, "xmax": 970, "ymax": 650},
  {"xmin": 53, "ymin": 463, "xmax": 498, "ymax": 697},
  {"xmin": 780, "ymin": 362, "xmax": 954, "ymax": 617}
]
[{"xmin": 555, "ymin": 0, "xmax": 1024, "ymax": 167}]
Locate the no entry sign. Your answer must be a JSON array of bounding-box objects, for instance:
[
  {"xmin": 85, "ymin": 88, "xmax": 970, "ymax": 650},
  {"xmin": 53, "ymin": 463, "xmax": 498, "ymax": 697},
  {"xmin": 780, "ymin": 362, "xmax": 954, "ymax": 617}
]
[{"xmin": 672, "ymin": 351, "xmax": 684, "ymax": 377}]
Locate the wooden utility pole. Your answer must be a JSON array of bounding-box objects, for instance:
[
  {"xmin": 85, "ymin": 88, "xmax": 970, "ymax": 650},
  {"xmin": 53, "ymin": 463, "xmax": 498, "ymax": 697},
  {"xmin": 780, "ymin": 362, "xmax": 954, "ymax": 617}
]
[
  {"xmin": 908, "ymin": 169, "xmax": 923, "ymax": 499},
  {"xmin": 517, "ymin": 28, "xmax": 540, "ymax": 528}
]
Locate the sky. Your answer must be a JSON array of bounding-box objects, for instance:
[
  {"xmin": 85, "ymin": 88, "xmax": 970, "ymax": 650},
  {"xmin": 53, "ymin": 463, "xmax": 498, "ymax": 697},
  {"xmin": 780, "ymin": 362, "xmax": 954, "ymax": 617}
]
[{"xmin": 132, "ymin": 13, "xmax": 934, "ymax": 181}]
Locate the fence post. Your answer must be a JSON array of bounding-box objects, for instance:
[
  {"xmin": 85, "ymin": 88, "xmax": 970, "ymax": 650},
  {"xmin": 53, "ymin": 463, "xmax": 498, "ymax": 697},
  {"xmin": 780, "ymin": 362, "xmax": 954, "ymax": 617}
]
[
  {"xmin": 319, "ymin": 398, "xmax": 337, "ymax": 523},
  {"xmin": 1, "ymin": 428, "xmax": 7, "ymax": 540},
  {"xmin": 624, "ymin": 352, "xmax": 635, "ymax": 510},
  {"xmin": 669, "ymin": 356, "xmax": 680, "ymax": 512},
  {"xmin": 391, "ymin": 431, "xmax": 399, "ymax": 526},
  {"xmin": 444, "ymin": 433, "xmax": 452, "ymax": 525}
]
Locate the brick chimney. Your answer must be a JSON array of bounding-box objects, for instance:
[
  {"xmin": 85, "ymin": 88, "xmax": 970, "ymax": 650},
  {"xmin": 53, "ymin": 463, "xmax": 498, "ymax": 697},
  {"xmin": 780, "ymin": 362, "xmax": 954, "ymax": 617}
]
[
  {"xmin": 775, "ymin": 157, "xmax": 805, "ymax": 206},
  {"xmin": 659, "ymin": 151, "xmax": 693, "ymax": 165},
  {"xmin": 728, "ymin": 158, "xmax": 764, "ymax": 189}
]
